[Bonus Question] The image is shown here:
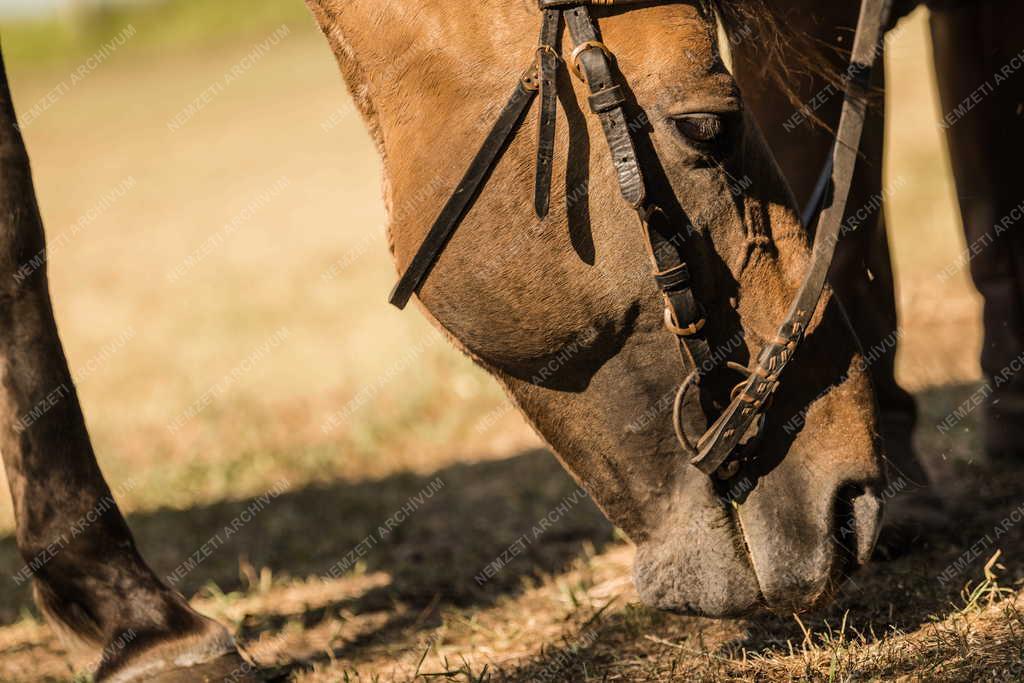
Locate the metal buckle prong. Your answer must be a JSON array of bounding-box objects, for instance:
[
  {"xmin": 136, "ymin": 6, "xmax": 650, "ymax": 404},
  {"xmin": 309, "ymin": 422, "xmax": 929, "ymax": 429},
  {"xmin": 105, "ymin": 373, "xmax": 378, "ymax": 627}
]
[{"xmin": 536, "ymin": 45, "xmax": 562, "ymax": 62}]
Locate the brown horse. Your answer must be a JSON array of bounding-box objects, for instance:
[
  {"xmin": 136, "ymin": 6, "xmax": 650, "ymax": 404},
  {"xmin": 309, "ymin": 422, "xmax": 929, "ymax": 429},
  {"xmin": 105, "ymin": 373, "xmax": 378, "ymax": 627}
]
[{"xmin": 0, "ymin": 0, "xmax": 1018, "ymax": 680}]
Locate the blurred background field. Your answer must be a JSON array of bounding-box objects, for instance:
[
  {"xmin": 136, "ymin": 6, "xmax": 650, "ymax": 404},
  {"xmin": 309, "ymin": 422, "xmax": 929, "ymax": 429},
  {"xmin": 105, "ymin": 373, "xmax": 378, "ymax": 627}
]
[
  {"xmin": 0, "ymin": 0, "xmax": 534, "ymax": 521},
  {"xmin": 0, "ymin": 1, "xmax": 1008, "ymax": 681}
]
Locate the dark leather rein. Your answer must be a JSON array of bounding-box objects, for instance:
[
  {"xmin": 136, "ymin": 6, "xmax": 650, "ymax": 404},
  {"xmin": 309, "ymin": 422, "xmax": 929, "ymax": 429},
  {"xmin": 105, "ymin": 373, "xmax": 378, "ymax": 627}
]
[{"xmin": 387, "ymin": 0, "xmax": 894, "ymax": 478}]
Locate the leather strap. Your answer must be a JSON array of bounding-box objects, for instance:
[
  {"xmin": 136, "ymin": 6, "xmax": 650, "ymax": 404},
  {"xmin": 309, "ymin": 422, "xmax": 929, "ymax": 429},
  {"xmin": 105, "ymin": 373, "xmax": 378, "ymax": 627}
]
[
  {"xmin": 645, "ymin": 207, "xmax": 714, "ymax": 381},
  {"xmin": 690, "ymin": 0, "xmax": 895, "ymax": 474},
  {"xmin": 535, "ymin": 9, "xmax": 561, "ymax": 218},
  {"xmin": 563, "ymin": 5, "xmax": 645, "ymax": 207},
  {"xmin": 564, "ymin": 5, "xmax": 718, "ymax": 455},
  {"xmin": 389, "ymin": 67, "xmax": 540, "ymax": 309}
]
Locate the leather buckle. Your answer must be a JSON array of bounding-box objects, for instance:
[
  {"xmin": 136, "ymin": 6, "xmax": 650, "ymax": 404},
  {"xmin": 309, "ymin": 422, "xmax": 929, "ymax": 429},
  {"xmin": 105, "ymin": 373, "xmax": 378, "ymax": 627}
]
[{"xmin": 569, "ymin": 40, "xmax": 612, "ymax": 81}]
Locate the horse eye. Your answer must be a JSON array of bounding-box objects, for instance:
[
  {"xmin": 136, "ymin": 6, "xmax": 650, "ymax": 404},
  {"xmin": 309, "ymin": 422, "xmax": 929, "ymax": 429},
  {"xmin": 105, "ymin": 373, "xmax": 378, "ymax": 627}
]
[{"xmin": 672, "ymin": 114, "xmax": 723, "ymax": 143}]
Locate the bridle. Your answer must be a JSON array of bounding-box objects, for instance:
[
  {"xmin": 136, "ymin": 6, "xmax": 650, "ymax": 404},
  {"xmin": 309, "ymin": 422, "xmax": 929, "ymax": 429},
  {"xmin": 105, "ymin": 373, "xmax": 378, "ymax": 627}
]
[{"xmin": 387, "ymin": 0, "xmax": 894, "ymax": 478}]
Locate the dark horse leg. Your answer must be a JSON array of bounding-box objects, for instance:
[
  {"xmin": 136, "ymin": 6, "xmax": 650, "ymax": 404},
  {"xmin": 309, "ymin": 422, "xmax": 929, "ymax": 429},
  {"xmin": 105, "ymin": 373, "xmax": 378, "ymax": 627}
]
[
  {"xmin": 730, "ymin": 1, "xmax": 929, "ymax": 490},
  {"xmin": 930, "ymin": 0, "xmax": 1024, "ymax": 462},
  {"xmin": 0, "ymin": 51, "xmax": 254, "ymax": 681}
]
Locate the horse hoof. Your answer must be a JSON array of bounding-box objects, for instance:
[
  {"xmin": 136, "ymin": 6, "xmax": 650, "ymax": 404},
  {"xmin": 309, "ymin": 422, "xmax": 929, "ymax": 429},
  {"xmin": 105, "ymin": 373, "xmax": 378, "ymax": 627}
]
[
  {"xmin": 98, "ymin": 649, "xmax": 264, "ymax": 683},
  {"xmin": 93, "ymin": 616, "xmax": 264, "ymax": 683}
]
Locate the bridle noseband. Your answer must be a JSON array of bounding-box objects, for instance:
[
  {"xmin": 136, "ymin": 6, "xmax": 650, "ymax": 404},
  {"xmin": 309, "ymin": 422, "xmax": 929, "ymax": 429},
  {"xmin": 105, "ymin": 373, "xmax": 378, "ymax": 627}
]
[{"xmin": 386, "ymin": 0, "xmax": 894, "ymax": 478}]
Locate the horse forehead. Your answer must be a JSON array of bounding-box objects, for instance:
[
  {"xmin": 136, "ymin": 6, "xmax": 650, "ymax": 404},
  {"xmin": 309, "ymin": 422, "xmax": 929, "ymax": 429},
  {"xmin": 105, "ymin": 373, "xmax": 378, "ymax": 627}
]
[
  {"xmin": 424, "ymin": 2, "xmax": 718, "ymax": 74},
  {"xmin": 596, "ymin": 4, "xmax": 718, "ymax": 71}
]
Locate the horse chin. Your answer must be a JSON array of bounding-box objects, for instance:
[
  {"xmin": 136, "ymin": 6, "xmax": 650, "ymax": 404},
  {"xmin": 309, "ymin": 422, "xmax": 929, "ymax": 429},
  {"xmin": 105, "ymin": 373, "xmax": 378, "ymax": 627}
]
[{"xmin": 629, "ymin": 471, "xmax": 762, "ymax": 617}]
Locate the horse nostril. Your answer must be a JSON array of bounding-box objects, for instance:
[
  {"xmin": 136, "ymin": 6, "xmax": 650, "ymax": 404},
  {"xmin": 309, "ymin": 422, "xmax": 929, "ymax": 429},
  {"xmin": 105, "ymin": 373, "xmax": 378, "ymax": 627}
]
[{"xmin": 834, "ymin": 484, "xmax": 884, "ymax": 566}]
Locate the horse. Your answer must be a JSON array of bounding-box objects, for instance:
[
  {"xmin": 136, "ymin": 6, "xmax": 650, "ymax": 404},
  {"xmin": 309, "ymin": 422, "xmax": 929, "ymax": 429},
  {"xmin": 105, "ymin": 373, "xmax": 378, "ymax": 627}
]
[{"xmin": 0, "ymin": 0, "xmax": 1018, "ymax": 680}]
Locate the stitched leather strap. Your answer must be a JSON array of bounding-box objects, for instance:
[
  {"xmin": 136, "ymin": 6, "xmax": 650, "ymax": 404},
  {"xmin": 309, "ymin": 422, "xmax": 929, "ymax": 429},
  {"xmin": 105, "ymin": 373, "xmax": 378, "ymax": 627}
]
[
  {"xmin": 690, "ymin": 0, "xmax": 895, "ymax": 474},
  {"xmin": 389, "ymin": 68, "xmax": 540, "ymax": 309}
]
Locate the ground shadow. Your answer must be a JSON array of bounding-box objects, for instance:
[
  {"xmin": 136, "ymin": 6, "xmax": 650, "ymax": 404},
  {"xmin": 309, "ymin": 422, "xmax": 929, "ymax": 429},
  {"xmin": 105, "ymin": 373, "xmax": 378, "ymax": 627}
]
[
  {"xmin": 4, "ymin": 383, "xmax": 1020, "ymax": 681},
  {"xmin": 0, "ymin": 448, "xmax": 614, "ymax": 627}
]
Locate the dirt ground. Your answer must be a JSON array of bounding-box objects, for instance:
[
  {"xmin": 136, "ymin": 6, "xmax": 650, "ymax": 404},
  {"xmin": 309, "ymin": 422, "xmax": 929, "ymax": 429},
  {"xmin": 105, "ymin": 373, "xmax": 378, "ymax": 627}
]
[{"xmin": 0, "ymin": 4, "xmax": 1018, "ymax": 681}]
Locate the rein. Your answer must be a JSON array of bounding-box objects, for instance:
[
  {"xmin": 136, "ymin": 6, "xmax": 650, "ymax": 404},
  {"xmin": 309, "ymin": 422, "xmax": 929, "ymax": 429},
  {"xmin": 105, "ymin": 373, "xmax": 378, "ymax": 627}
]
[{"xmin": 387, "ymin": 0, "xmax": 894, "ymax": 478}]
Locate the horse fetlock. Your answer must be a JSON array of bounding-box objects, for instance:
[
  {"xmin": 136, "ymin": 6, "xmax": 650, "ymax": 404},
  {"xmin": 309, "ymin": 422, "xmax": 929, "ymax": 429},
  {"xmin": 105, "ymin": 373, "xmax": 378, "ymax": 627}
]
[{"xmin": 30, "ymin": 570, "xmax": 243, "ymax": 682}]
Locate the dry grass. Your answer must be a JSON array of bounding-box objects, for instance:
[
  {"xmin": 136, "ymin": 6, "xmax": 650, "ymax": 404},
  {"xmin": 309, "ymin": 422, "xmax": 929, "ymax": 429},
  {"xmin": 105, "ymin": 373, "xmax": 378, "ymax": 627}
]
[{"xmin": 0, "ymin": 4, "xmax": 1018, "ymax": 682}]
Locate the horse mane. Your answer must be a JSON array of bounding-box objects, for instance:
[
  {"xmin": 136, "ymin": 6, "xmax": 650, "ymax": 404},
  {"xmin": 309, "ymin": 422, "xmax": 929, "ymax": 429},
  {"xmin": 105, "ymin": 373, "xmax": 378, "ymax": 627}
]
[{"xmin": 711, "ymin": 0, "xmax": 860, "ymax": 131}]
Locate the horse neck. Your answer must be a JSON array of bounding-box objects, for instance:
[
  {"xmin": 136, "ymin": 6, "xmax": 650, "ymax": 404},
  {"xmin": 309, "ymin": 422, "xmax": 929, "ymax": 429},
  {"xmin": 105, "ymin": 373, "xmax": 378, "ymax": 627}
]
[
  {"xmin": 309, "ymin": 1, "xmax": 535, "ymax": 157},
  {"xmin": 306, "ymin": 0, "xmax": 537, "ymax": 251}
]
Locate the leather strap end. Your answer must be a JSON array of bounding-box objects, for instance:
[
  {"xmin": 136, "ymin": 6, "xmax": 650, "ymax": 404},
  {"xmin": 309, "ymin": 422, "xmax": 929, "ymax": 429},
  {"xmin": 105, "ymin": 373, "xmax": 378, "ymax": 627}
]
[
  {"xmin": 621, "ymin": 182, "xmax": 645, "ymax": 209},
  {"xmin": 690, "ymin": 406, "xmax": 749, "ymax": 475},
  {"xmin": 690, "ymin": 444, "xmax": 734, "ymax": 476},
  {"xmin": 389, "ymin": 278, "xmax": 413, "ymax": 309},
  {"xmin": 534, "ymin": 193, "xmax": 550, "ymax": 219}
]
